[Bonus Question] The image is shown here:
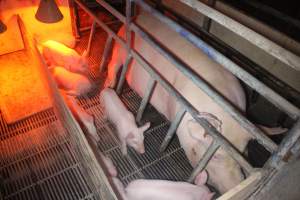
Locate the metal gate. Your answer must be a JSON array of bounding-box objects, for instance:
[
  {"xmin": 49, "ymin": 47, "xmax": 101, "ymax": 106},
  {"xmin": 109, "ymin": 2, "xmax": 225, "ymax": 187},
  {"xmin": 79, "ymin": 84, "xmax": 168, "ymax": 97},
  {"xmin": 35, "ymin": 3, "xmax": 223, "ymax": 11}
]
[{"xmin": 58, "ymin": 0, "xmax": 300, "ymax": 199}]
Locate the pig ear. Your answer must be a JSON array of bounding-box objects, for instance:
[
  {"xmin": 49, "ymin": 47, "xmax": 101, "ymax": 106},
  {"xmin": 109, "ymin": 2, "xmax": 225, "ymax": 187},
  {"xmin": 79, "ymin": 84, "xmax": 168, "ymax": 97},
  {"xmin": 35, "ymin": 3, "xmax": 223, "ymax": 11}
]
[
  {"xmin": 194, "ymin": 170, "xmax": 208, "ymax": 186},
  {"xmin": 139, "ymin": 122, "xmax": 151, "ymax": 133},
  {"xmin": 187, "ymin": 119, "xmax": 206, "ymax": 142}
]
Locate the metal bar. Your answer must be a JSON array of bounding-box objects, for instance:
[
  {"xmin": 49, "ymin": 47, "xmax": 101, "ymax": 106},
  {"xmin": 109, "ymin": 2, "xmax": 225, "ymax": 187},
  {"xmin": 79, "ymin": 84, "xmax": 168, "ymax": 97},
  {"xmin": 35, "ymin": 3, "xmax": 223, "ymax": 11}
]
[
  {"xmin": 95, "ymin": 0, "xmax": 126, "ymax": 23},
  {"xmin": 134, "ymin": 0, "xmax": 300, "ymax": 121},
  {"xmin": 68, "ymin": 0, "xmax": 81, "ymax": 39},
  {"xmin": 116, "ymin": 55, "xmax": 132, "ymax": 94},
  {"xmin": 136, "ymin": 78, "xmax": 157, "ymax": 122},
  {"xmin": 156, "ymin": 3, "xmax": 300, "ymax": 107},
  {"xmin": 160, "ymin": 107, "xmax": 186, "ymax": 152},
  {"xmin": 175, "ymin": 0, "xmax": 300, "ymax": 71},
  {"xmin": 86, "ymin": 20, "xmax": 97, "ymax": 56},
  {"xmin": 202, "ymin": 0, "xmax": 215, "ymax": 31},
  {"xmin": 99, "ymin": 36, "xmax": 113, "ymax": 73},
  {"xmin": 188, "ymin": 140, "xmax": 220, "ymax": 182},
  {"xmin": 130, "ymin": 49, "xmax": 254, "ymax": 174},
  {"xmin": 268, "ymin": 119, "xmax": 300, "ymax": 168},
  {"xmin": 74, "ymin": 0, "xmax": 127, "ymax": 49},
  {"xmin": 130, "ymin": 23, "xmax": 278, "ymax": 153},
  {"xmin": 116, "ymin": 0, "xmax": 133, "ymax": 94}
]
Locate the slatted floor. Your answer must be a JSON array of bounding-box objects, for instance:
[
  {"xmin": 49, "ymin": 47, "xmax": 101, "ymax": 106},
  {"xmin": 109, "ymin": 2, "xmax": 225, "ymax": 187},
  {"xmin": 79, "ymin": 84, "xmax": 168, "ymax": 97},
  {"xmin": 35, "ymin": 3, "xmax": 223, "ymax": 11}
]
[{"xmin": 0, "ymin": 28, "xmax": 196, "ymax": 200}]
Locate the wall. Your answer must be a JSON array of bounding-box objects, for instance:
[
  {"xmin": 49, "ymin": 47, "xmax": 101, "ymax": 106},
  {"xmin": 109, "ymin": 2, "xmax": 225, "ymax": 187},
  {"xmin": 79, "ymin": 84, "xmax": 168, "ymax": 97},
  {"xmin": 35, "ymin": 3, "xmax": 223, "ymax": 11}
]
[
  {"xmin": 162, "ymin": 0, "xmax": 300, "ymax": 92},
  {"xmin": 0, "ymin": 0, "xmax": 75, "ymax": 47}
]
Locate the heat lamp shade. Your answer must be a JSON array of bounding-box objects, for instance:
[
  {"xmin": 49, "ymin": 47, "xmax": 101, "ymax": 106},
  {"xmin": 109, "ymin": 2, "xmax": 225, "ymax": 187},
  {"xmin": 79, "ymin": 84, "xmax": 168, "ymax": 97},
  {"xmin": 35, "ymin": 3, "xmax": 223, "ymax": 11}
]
[
  {"xmin": 35, "ymin": 0, "xmax": 63, "ymax": 23},
  {"xmin": 0, "ymin": 19, "xmax": 7, "ymax": 33}
]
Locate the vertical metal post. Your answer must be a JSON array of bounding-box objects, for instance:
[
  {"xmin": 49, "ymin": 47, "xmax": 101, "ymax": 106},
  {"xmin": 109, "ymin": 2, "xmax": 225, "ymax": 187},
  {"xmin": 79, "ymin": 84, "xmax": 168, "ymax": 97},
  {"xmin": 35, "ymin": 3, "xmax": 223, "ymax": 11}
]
[
  {"xmin": 116, "ymin": 0, "xmax": 133, "ymax": 94},
  {"xmin": 136, "ymin": 78, "xmax": 157, "ymax": 122},
  {"xmin": 69, "ymin": 0, "xmax": 81, "ymax": 39},
  {"xmin": 86, "ymin": 20, "xmax": 97, "ymax": 56},
  {"xmin": 99, "ymin": 35, "xmax": 113, "ymax": 73},
  {"xmin": 160, "ymin": 107, "xmax": 186, "ymax": 152},
  {"xmin": 202, "ymin": 0, "xmax": 216, "ymax": 31},
  {"xmin": 267, "ymin": 119, "xmax": 300, "ymax": 169},
  {"xmin": 188, "ymin": 140, "xmax": 220, "ymax": 183}
]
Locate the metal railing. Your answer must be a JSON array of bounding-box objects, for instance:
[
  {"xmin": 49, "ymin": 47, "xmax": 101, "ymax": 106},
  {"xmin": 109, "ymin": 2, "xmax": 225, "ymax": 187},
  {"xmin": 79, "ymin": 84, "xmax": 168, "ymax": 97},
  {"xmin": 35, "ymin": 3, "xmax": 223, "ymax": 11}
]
[{"xmin": 73, "ymin": 0, "xmax": 300, "ymax": 197}]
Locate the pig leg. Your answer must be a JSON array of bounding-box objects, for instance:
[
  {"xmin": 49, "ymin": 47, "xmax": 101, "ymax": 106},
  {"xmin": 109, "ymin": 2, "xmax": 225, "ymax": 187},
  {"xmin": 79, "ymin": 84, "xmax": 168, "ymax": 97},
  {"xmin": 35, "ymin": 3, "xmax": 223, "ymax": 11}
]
[
  {"xmin": 86, "ymin": 114, "xmax": 100, "ymax": 143},
  {"xmin": 105, "ymin": 26, "xmax": 126, "ymax": 88}
]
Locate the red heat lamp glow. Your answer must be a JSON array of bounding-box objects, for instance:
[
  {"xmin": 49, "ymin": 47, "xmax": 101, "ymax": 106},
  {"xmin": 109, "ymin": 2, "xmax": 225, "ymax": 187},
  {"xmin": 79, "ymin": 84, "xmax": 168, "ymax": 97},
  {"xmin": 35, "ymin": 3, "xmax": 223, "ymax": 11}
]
[{"xmin": 35, "ymin": 0, "xmax": 64, "ymax": 23}]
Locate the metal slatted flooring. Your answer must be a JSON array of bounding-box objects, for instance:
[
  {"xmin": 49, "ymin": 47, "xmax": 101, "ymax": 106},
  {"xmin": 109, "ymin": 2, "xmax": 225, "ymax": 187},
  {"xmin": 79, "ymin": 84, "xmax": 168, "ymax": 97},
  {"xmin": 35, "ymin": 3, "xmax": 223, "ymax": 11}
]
[{"xmin": 0, "ymin": 109, "xmax": 97, "ymax": 200}]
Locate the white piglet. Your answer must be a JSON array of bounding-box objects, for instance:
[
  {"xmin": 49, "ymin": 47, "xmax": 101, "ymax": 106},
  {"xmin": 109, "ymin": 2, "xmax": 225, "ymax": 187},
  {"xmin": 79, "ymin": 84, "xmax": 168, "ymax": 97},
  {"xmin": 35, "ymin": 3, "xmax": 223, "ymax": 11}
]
[
  {"xmin": 125, "ymin": 171, "xmax": 214, "ymax": 200},
  {"xmin": 42, "ymin": 40, "xmax": 89, "ymax": 74},
  {"xmin": 100, "ymin": 88, "xmax": 150, "ymax": 155},
  {"xmin": 51, "ymin": 66, "xmax": 93, "ymax": 97}
]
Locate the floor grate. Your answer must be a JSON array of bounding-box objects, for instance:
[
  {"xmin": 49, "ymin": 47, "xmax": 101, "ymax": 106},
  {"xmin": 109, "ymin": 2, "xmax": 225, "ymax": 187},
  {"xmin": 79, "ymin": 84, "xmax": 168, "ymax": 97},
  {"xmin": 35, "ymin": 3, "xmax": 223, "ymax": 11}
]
[{"xmin": 0, "ymin": 28, "xmax": 194, "ymax": 199}]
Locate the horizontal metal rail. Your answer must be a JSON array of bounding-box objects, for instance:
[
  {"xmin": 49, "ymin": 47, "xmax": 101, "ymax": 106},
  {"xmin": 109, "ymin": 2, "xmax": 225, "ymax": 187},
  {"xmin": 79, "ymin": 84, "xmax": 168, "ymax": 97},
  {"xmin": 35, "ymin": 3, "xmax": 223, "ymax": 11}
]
[
  {"xmin": 135, "ymin": 0, "xmax": 300, "ymax": 121},
  {"xmin": 177, "ymin": 0, "xmax": 300, "ymax": 71}
]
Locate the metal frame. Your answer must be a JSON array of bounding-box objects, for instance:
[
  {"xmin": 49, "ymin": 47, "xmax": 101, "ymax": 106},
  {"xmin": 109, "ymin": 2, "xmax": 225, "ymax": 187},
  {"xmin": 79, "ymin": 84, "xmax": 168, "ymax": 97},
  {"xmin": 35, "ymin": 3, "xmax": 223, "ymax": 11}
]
[{"xmin": 72, "ymin": 0, "xmax": 300, "ymax": 198}]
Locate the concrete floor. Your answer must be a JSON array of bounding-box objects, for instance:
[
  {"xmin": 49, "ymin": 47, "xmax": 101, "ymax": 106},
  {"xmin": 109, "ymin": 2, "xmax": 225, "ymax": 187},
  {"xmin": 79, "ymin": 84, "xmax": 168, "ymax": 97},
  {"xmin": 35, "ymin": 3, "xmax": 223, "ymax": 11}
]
[{"xmin": 255, "ymin": 158, "xmax": 300, "ymax": 200}]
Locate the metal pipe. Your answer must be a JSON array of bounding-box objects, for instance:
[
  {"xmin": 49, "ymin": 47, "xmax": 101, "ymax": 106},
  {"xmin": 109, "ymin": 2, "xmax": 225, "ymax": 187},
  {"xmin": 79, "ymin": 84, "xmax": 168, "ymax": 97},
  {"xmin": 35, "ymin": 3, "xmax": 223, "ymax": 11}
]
[
  {"xmin": 136, "ymin": 78, "xmax": 157, "ymax": 122},
  {"xmin": 116, "ymin": 56, "xmax": 132, "ymax": 94},
  {"xmin": 116, "ymin": 0, "xmax": 133, "ymax": 94},
  {"xmin": 160, "ymin": 107, "xmax": 186, "ymax": 152},
  {"xmin": 202, "ymin": 0, "xmax": 215, "ymax": 31},
  {"xmin": 74, "ymin": 0, "xmax": 127, "ymax": 49},
  {"xmin": 130, "ymin": 49, "xmax": 254, "ymax": 174},
  {"xmin": 188, "ymin": 140, "xmax": 220, "ymax": 182},
  {"xmin": 177, "ymin": 0, "xmax": 300, "ymax": 71},
  {"xmin": 130, "ymin": 23, "xmax": 278, "ymax": 153},
  {"xmin": 95, "ymin": 0, "xmax": 126, "ymax": 23},
  {"xmin": 268, "ymin": 119, "xmax": 300, "ymax": 169},
  {"xmin": 86, "ymin": 20, "xmax": 97, "ymax": 56},
  {"xmin": 99, "ymin": 36, "xmax": 113, "ymax": 73},
  {"xmin": 134, "ymin": 0, "xmax": 300, "ymax": 121}
]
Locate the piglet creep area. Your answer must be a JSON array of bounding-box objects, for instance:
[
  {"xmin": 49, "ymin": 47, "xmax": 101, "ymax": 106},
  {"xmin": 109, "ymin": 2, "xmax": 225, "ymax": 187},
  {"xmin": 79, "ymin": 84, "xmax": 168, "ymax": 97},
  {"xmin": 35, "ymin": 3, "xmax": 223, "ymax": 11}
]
[{"xmin": 75, "ymin": 29, "xmax": 197, "ymax": 186}]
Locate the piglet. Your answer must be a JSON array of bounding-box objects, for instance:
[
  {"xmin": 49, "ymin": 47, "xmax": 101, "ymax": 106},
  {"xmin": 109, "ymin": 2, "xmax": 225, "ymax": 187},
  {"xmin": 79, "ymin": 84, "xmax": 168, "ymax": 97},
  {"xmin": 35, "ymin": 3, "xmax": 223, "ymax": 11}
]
[
  {"xmin": 125, "ymin": 171, "xmax": 214, "ymax": 200},
  {"xmin": 42, "ymin": 40, "xmax": 89, "ymax": 74},
  {"xmin": 100, "ymin": 153, "xmax": 118, "ymax": 177},
  {"xmin": 51, "ymin": 66, "xmax": 93, "ymax": 97},
  {"xmin": 100, "ymin": 88, "xmax": 150, "ymax": 155},
  {"xmin": 64, "ymin": 95, "xmax": 100, "ymax": 143}
]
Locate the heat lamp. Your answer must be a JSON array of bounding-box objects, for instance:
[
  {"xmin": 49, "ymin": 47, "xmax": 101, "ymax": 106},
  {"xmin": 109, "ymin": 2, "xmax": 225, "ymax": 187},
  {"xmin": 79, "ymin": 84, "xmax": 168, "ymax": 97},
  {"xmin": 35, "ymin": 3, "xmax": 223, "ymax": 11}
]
[
  {"xmin": 0, "ymin": 19, "xmax": 7, "ymax": 33},
  {"xmin": 35, "ymin": 0, "xmax": 63, "ymax": 23}
]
